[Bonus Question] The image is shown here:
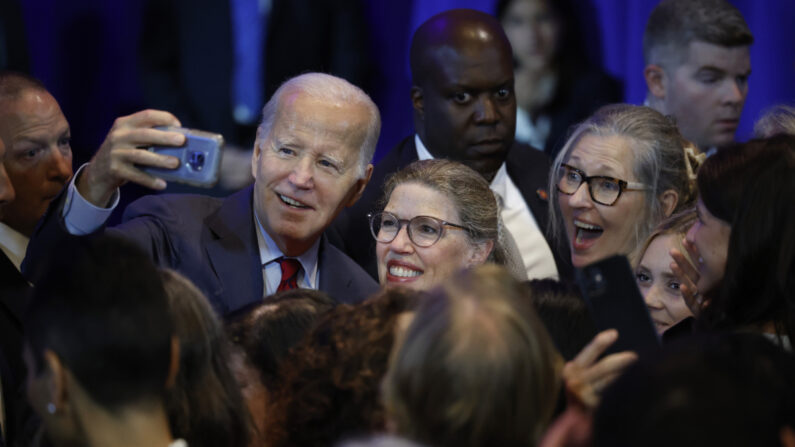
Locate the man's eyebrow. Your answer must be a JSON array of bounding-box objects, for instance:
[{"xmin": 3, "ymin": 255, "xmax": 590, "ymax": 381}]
[
  {"xmin": 696, "ymin": 66, "xmax": 725, "ymax": 74},
  {"xmin": 12, "ymin": 135, "xmax": 45, "ymax": 145}
]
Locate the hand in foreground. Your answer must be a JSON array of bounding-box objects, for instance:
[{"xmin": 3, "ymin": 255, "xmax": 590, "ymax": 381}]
[
  {"xmin": 562, "ymin": 329, "xmax": 637, "ymax": 410},
  {"xmin": 538, "ymin": 404, "xmax": 592, "ymax": 447},
  {"xmin": 670, "ymin": 237, "xmax": 704, "ymax": 315},
  {"xmin": 78, "ymin": 110, "xmax": 186, "ymax": 206}
]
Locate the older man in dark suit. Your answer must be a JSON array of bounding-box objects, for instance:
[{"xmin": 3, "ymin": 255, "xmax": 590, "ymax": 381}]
[
  {"xmin": 25, "ymin": 73, "xmax": 380, "ymax": 314},
  {"xmin": 331, "ymin": 9, "xmax": 571, "ymax": 281}
]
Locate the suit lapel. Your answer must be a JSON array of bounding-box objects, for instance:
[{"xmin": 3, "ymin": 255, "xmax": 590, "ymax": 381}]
[
  {"xmin": 205, "ymin": 186, "xmax": 264, "ymax": 313},
  {"xmin": 505, "ymin": 142, "xmax": 552, "ymax": 235},
  {"xmin": 0, "ymin": 252, "xmax": 29, "ymax": 329},
  {"xmin": 317, "ymin": 235, "xmax": 352, "ymax": 298}
]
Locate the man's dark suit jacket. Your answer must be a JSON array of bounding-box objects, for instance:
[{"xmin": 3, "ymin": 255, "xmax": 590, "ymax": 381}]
[
  {"xmin": 0, "ymin": 253, "xmax": 38, "ymax": 447},
  {"xmin": 329, "ymin": 136, "xmax": 573, "ymax": 280},
  {"xmin": 24, "ymin": 187, "xmax": 378, "ymax": 315}
]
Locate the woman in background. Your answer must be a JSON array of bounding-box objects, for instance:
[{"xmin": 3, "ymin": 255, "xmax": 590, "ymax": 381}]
[{"xmin": 497, "ymin": 0, "xmax": 622, "ymax": 157}]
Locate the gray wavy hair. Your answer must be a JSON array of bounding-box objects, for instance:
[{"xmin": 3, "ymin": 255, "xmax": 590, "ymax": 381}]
[{"xmin": 548, "ymin": 104, "xmax": 702, "ymax": 255}]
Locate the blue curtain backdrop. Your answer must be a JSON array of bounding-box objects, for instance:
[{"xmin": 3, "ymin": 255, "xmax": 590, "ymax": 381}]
[{"xmin": 19, "ymin": 0, "xmax": 795, "ymax": 162}]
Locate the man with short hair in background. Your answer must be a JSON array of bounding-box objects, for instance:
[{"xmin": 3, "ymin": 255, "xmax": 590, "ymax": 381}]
[
  {"xmin": 331, "ymin": 9, "xmax": 567, "ymax": 281},
  {"xmin": 643, "ymin": 0, "xmax": 753, "ymax": 152}
]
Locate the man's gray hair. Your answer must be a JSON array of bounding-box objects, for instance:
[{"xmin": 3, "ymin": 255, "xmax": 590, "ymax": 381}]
[
  {"xmin": 754, "ymin": 105, "xmax": 795, "ymax": 138},
  {"xmin": 258, "ymin": 73, "xmax": 381, "ymax": 178},
  {"xmin": 643, "ymin": 0, "xmax": 753, "ymax": 68}
]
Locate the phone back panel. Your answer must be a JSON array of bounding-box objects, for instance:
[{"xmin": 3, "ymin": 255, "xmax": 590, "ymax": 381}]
[{"xmin": 575, "ymin": 255, "xmax": 660, "ymax": 356}]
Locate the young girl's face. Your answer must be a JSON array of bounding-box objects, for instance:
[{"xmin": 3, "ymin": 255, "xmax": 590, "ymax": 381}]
[{"xmin": 636, "ymin": 234, "xmax": 693, "ymax": 334}]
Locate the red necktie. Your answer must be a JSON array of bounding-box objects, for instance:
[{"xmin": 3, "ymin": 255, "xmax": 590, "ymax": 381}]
[{"xmin": 277, "ymin": 258, "xmax": 302, "ymax": 291}]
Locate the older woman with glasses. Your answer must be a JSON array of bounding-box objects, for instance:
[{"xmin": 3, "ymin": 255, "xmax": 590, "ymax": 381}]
[
  {"xmin": 549, "ymin": 104, "xmax": 702, "ymax": 268},
  {"xmin": 369, "ymin": 159, "xmax": 520, "ymax": 291}
]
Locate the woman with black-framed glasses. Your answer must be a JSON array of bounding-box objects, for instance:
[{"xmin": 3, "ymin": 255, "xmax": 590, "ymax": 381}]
[
  {"xmin": 549, "ymin": 104, "xmax": 703, "ymax": 268},
  {"xmin": 370, "ymin": 159, "xmax": 523, "ymax": 291}
]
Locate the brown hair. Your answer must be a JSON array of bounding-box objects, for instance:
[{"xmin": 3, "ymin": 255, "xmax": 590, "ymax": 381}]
[
  {"xmin": 160, "ymin": 269, "xmax": 251, "ymax": 447},
  {"xmin": 643, "ymin": 0, "xmax": 753, "ymax": 67},
  {"xmin": 263, "ymin": 288, "xmax": 420, "ymax": 447},
  {"xmin": 383, "ymin": 264, "xmax": 562, "ymax": 447}
]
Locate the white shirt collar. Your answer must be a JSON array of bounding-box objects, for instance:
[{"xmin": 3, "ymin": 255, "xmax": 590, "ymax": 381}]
[
  {"xmin": 253, "ymin": 212, "xmax": 320, "ymax": 289},
  {"xmin": 415, "ymin": 133, "xmax": 511, "ymax": 202},
  {"xmin": 0, "ymin": 222, "xmax": 29, "ymax": 272},
  {"xmin": 414, "ymin": 134, "xmax": 434, "ymax": 161}
]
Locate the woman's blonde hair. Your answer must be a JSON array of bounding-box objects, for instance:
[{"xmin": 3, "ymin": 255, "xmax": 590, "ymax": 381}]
[
  {"xmin": 630, "ymin": 208, "xmax": 697, "ymax": 267},
  {"xmin": 381, "ymin": 160, "xmax": 512, "ymax": 268}
]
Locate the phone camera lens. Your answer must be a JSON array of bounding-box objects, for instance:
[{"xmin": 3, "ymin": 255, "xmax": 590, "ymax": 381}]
[{"xmin": 188, "ymin": 151, "xmax": 205, "ymax": 171}]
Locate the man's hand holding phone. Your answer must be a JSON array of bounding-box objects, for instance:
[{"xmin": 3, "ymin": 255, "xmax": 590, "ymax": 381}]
[{"xmin": 78, "ymin": 110, "xmax": 185, "ymax": 207}]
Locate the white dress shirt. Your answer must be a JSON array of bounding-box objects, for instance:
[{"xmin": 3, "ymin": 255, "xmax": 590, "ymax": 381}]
[
  {"xmin": 415, "ymin": 135, "xmax": 559, "ymax": 280},
  {"xmin": 0, "ymin": 222, "xmax": 29, "ymax": 272},
  {"xmin": 63, "ymin": 164, "xmax": 321, "ymax": 295}
]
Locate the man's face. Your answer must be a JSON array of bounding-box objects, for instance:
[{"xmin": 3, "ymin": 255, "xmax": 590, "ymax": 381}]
[
  {"xmin": 251, "ymin": 92, "xmax": 372, "ymax": 256},
  {"xmin": 414, "ymin": 42, "xmax": 516, "ymax": 180},
  {"xmin": 0, "ymin": 89, "xmax": 72, "ymax": 235},
  {"xmin": 660, "ymin": 41, "xmax": 751, "ymax": 149}
]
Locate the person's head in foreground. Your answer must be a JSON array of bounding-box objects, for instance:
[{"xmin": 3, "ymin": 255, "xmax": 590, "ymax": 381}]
[
  {"xmin": 594, "ymin": 333, "xmax": 795, "ymax": 447},
  {"xmin": 549, "ymin": 103, "xmax": 702, "ymax": 268},
  {"xmin": 224, "ymin": 288, "xmax": 336, "ymax": 443},
  {"xmin": 263, "ymin": 288, "xmax": 419, "ymax": 447},
  {"xmin": 409, "ymin": 8, "xmax": 516, "ymax": 182},
  {"xmin": 373, "ymin": 159, "xmax": 518, "ymax": 291},
  {"xmin": 754, "ymin": 104, "xmax": 795, "ymax": 138},
  {"xmin": 643, "ymin": 0, "xmax": 753, "ymax": 151},
  {"xmin": 23, "ymin": 236, "xmax": 178, "ymax": 447},
  {"xmin": 160, "ymin": 269, "xmax": 250, "ymax": 447},
  {"xmin": 253, "ymin": 72, "xmax": 380, "ymax": 256},
  {"xmin": 383, "ymin": 264, "xmax": 562, "ymax": 447},
  {"xmin": 525, "ymin": 278, "xmax": 597, "ymax": 361},
  {"xmin": 0, "ymin": 71, "xmax": 73, "ymax": 236},
  {"xmin": 225, "ymin": 288, "xmax": 336, "ymax": 390},
  {"xmin": 633, "ymin": 209, "xmax": 697, "ymax": 335},
  {"xmin": 691, "ymin": 135, "xmax": 795, "ymax": 344}
]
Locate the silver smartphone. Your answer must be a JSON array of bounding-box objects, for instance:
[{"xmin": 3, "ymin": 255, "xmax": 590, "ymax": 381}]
[{"xmin": 142, "ymin": 126, "xmax": 224, "ymax": 188}]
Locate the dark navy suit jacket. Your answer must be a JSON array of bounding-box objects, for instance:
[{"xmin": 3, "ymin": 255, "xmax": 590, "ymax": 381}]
[
  {"xmin": 24, "ymin": 186, "xmax": 378, "ymax": 315},
  {"xmin": 0, "ymin": 253, "xmax": 38, "ymax": 447},
  {"xmin": 329, "ymin": 136, "xmax": 573, "ymax": 280}
]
